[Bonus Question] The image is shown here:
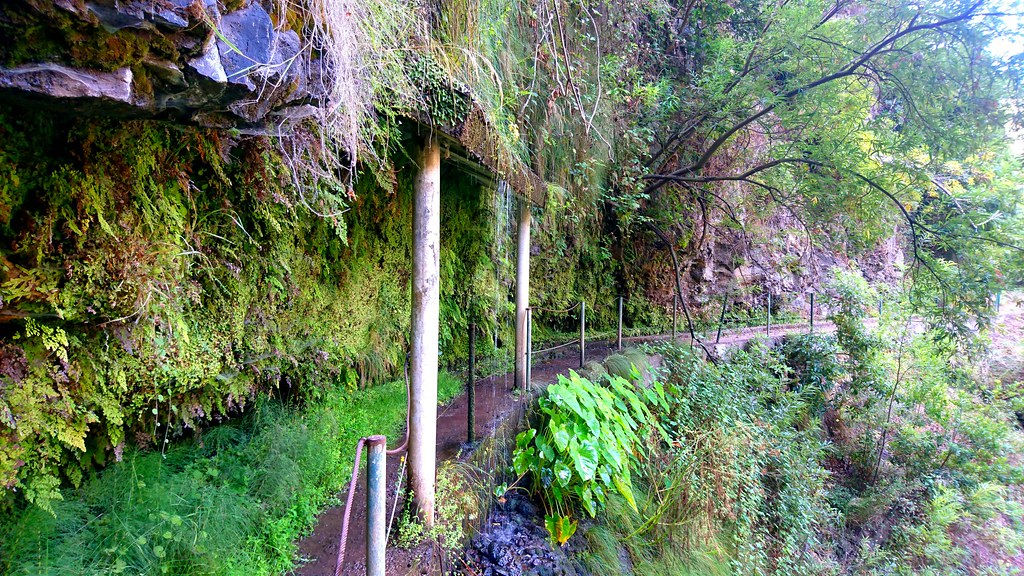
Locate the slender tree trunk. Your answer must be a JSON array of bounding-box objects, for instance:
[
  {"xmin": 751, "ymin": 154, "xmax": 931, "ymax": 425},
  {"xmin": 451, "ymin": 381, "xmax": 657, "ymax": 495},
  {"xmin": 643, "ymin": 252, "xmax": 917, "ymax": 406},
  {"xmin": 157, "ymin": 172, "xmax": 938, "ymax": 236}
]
[{"xmin": 645, "ymin": 221, "xmax": 714, "ymax": 360}]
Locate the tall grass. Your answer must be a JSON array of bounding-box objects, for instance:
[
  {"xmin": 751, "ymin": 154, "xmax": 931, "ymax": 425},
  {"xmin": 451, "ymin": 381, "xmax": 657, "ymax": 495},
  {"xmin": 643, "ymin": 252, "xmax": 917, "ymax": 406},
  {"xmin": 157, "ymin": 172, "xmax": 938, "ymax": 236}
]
[
  {"xmin": 577, "ymin": 494, "xmax": 733, "ymax": 576},
  {"xmin": 0, "ymin": 373, "xmax": 463, "ymax": 576}
]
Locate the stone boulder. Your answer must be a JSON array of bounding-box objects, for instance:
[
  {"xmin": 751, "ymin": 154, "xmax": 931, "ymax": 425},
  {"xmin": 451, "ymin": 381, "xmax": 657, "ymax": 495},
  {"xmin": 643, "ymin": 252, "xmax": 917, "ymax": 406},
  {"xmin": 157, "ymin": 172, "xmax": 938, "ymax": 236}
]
[
  {"xmin": 216, "ymin": 2, "xmax": 274, "ymax": 90},
  {"xmin": 85, "ymin": 0, "xmax": 193, "ymax": 32}
]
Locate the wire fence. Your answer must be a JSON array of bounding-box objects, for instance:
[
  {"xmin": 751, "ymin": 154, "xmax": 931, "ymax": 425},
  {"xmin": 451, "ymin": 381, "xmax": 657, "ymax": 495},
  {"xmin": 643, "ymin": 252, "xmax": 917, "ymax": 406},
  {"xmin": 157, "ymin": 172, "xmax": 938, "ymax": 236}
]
[
  {"xmin": 526, "ymin": 287, "xmax": 1010, "ymax": 384},
  {"xmin": 525, "ymin": 288, "xmax": 849, "ymax": 387}
]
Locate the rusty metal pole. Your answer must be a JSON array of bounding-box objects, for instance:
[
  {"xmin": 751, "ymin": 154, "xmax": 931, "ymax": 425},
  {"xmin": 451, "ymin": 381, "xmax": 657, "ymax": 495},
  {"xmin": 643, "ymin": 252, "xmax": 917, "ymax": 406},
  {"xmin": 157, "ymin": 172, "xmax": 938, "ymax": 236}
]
[
  {"xmin": 409, "ymin": 135, "xmax": 440, "ymax": 526},
  {"xmin": 467, "ymin": 322, "xmax": 475, "ymax": 444},
  {"xmin": 616, "ymin": 296, "xmax": 623, "ymax": 350},
  {"xmin": 366, "ymin": 436, "xmax": 387, "ymax": 576},
  {"xmin": 528, "ymin": 308, "xmax": 534, "ymax": 390},
  {"xmin": 579, "ymin": 300, "xmax": 586, "ymax": 368}
]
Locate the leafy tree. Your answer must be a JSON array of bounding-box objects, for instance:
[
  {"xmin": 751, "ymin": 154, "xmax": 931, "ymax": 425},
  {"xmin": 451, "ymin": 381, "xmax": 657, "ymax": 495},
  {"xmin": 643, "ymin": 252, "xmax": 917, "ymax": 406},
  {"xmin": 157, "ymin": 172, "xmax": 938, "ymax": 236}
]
[{"xmin": 624, "ymin": 0, "xmax": 1024, "ymax": 338}]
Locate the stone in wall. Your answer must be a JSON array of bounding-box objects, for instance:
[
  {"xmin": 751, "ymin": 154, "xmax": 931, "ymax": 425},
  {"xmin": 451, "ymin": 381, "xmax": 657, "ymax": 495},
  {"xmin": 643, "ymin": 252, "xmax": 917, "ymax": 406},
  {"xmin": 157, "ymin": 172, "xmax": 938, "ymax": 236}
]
[
  {"xmin": 0, "ymin": 63, "xmax": 133, "ymax": 103},
  {"xmin": 0, "ymin": 0, "xmax": 314, "ymax": 128}
]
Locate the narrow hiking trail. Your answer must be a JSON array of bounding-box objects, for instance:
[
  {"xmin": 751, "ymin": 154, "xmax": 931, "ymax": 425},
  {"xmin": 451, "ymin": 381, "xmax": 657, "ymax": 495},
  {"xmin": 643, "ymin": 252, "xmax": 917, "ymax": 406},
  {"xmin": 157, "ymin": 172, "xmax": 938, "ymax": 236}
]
[{"xmin": 294, "ymin": 318, "xmax": 845, "ymax": 576}]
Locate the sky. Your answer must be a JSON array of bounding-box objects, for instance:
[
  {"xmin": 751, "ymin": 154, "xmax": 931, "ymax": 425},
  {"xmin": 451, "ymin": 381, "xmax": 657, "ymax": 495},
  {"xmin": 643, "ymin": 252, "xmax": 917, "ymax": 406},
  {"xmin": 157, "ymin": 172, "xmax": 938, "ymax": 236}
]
[{"xmin": 989, "ymin": 0, "xmax": 1024, "ymax": 59}]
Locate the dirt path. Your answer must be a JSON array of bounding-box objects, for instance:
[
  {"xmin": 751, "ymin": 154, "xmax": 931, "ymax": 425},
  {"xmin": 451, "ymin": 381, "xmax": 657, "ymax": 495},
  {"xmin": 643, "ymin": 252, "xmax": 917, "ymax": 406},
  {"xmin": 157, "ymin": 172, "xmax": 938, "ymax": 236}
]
[{"xmin": 292, "ymin": 321, "xmax": 835, "ymax": 576}]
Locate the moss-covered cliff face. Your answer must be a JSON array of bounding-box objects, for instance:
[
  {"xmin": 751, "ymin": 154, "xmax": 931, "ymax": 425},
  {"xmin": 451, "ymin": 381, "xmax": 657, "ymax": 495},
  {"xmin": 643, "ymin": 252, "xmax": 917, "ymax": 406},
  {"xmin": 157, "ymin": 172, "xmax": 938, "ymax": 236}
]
[{"xmin": 0, "ymin": 105, "xmax": 551, "ymax": 509}]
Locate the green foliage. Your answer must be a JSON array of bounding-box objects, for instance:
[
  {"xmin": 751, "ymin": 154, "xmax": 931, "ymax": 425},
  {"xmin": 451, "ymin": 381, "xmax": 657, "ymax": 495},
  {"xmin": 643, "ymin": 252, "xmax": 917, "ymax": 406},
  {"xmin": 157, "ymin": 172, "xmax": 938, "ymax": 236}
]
[
  {"xmin": 811, "ymin": 269, "xmax": 1024, "ymax": 574},
  {"xmin": 0, "ymin": 108, "xmax": 508, "ymax": 509},
  {"xmin": 512, "ymin": 370, "xmax": 666, "ymax": 543},
  {"xmin": 628, "ymin": 0, "xmax": 1024, "ymax": 338},
  {"xmin": 394, "ymin": 459, "xmax": 485, "ymax": 553},
  {"xmin": 780, "ymin": 332, "xmax": 843, "ymax": 416},
  {"xmin": 576, "ymin": 495, "xmax": 733, "ymax": 576},
  {"xmin": 653, "ymin": 343, "xmax": 834, "ymax": 576},
  {"xmin": 0, "ymin": 374, "xmax": 462, "ymax": 575}
]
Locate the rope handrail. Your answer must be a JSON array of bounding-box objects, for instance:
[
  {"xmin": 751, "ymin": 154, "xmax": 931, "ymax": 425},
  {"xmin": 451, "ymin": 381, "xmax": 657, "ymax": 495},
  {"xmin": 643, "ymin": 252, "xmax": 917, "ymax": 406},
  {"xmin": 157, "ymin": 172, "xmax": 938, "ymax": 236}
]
[
  {"xmin": 531, "ymin": 339, "xmax": 579, "ymax": 356},
  {"xmin": 332, "ymin": 434, "xmax": 383, "ymax": 576}
]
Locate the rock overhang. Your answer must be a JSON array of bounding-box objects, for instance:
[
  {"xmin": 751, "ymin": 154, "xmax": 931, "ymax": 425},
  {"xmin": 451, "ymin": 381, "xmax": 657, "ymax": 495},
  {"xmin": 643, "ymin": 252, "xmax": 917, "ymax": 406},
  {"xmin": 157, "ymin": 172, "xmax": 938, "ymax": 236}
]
[{"xmin": 0, "ymin": 0, "xmax": 545, "ymax": 207}]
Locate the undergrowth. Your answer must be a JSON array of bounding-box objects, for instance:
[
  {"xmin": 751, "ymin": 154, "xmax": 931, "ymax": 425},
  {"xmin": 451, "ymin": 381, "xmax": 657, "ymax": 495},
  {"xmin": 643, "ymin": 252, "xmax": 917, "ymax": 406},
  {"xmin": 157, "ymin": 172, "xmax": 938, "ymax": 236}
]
[
  {"xmin": 534, "ymin": 268, "xmax": 1024, "ymax": 576},
  {"xmin": 0, "ymin": 372, "xmax": 462, "ymax": 576}
]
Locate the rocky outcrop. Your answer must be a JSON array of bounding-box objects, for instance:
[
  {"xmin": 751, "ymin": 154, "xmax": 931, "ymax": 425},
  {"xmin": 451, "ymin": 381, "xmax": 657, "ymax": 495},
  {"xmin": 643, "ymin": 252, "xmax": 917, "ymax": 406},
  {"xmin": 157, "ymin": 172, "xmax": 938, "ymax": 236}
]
[
  {"xmin": 0, "ymin": 0, "xmax": 547, "ymax": 205},
  {"xmin": 0, "ymin": 0, "xmax": 313, "ymax": 127},
  {"xmin": 85, "ymin": 0, "xmax": 192, "ymax": 31}
]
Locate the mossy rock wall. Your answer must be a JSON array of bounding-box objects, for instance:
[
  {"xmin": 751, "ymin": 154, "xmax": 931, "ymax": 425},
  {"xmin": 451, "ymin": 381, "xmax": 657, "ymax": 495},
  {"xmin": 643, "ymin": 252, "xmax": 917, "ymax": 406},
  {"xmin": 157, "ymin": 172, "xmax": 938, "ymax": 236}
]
[{"xmin": 0, "ymin": 107, "xmax": 533, "ymax": 508}]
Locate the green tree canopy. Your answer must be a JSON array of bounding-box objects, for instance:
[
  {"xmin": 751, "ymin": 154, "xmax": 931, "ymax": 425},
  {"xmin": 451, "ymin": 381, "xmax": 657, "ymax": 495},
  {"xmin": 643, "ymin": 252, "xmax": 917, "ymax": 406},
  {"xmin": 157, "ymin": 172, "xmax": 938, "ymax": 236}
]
[{"xmin": 625, "ymin": 0, "xmax": 1024, "ymax": 337}]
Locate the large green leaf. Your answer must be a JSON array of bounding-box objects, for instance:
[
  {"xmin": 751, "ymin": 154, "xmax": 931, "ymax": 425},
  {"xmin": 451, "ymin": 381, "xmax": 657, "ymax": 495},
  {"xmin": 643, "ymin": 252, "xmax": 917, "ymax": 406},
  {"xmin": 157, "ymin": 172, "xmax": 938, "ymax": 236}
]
[
  {"xmin": 554, "ymin": 460, "xmax": 572, "ymax": 487},
  {"xmin": 550, "ymin": 418, "xmax": 571, "ymax": 452},
  {"xmin": 577, "ymin": 485, "xmax": 598, "ymax": 517},
  {"xmin": 513, "ymin": 444, "xmax": 537, "ymax": 476},
  {"xmin": 544, "ymin": 514, "xmax": 577, "ymax": 546},
  {"xmin": 572, "ymin": 439, "xmax": 599, "ymax": 481},
  {"xmin": 599, "ymin": 428, "xmax": 624, "ymax": 469}
]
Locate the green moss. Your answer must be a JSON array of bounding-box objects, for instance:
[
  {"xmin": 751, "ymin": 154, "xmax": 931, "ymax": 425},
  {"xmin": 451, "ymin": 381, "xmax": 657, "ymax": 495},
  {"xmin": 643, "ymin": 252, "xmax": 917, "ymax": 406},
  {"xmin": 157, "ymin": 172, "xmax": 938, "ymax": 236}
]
[
  {"xmin": 0, "ymin": 3, "xmax": 179, "ymax": 71},
  {"xmin": 222, "ymin": 0, "xmax": 248, "ymax": 13},
  {"xmin": 0, "ymin": 374, "xmax": 464, "ymax": 576},
  {"xmin": 0, "ymin": 107, "xmax": 517, "ymax": 509},
  {"xmin": 407, "ymin": 54, "xmax": 472, "ymax": 129}
]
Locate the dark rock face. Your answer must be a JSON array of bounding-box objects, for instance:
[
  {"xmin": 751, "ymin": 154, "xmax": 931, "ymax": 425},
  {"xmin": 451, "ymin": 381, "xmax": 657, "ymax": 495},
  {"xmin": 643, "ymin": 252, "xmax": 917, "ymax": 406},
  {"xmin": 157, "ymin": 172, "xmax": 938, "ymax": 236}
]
[
  {"xmin": 0, "ymin": 0, "xmax": 317, "ymax": 129},
  {"xmin": 188, "ymin": 41, "xmax": 228, "ymax": 84},
  {"xmin": 217, "ymin": 3, "xmax": 273, "ymax": 89},
  {"xmin": 464, "ymin": 493, "xmax": 576, "ymax": 576},
  {"xmin": 85, "ymin": 0, "xmax": 190, "ymax": 32}
]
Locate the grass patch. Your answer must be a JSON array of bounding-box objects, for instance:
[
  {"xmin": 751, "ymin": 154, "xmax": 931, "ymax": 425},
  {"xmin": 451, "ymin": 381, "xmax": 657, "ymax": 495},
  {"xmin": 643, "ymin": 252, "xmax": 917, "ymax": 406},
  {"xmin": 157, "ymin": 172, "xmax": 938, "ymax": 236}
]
[
  {"xmin": 577, "ymin": 495, "xmax": 733, "ymax": 576},
  {"xmin": 0, "ymin": 373, "xmax": 463, "ymax": 576}
]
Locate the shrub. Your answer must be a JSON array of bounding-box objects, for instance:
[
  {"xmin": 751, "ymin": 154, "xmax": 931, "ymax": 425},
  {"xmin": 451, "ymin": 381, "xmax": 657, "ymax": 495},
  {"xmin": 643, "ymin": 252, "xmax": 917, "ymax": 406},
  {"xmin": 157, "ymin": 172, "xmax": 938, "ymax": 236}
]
[
  {"xmin": 653, "ymin": 343, "xmax": 835, "ymax": 576},
  {"xmin": 512, "ymin": 370, "xmax": 667, "ymax": 544}
]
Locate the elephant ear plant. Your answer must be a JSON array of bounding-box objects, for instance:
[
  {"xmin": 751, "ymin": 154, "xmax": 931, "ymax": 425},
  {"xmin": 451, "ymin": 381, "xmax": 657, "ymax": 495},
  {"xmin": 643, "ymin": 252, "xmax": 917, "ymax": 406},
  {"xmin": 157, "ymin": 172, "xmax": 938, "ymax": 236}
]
[{"xmin": 512, "ymin": 369, "xmax": 668, "ymax": 545}]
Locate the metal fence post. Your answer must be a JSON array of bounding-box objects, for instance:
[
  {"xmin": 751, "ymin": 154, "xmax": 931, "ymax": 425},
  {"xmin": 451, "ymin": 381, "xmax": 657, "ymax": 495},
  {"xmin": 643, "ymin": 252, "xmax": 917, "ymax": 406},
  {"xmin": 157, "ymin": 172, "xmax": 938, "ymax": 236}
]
[
  {"xmin": 579, "ymin": 300, "xmax": 586, "ymax": 368},
  {"xmin": 766, "ymin": 292, "xmax": 772, "ymax": 337},
  {"xmin": 616, "ymin": 296, "xmax": 623, "ymax": 350},
  {"xmin": 672, "ymin": 294, "xmax": 678, "ymax": 341},
  {"xmin": 809, "ymin": 292, "xmax": 815, "ymax": 333},
  {"xmin": 467, "ymin": 322, "xmax": 475, "ymax": 443},
  {"xmin": 526, "ymin": 308, "xmax": 533, "ymax": 392},
  {"xmin": 715, "ymin": 294, "xmax": 728, "ymax": 344},
  {"xmin": 366, "ymin": 436, "xmax": 387, "ymax": 576}
]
